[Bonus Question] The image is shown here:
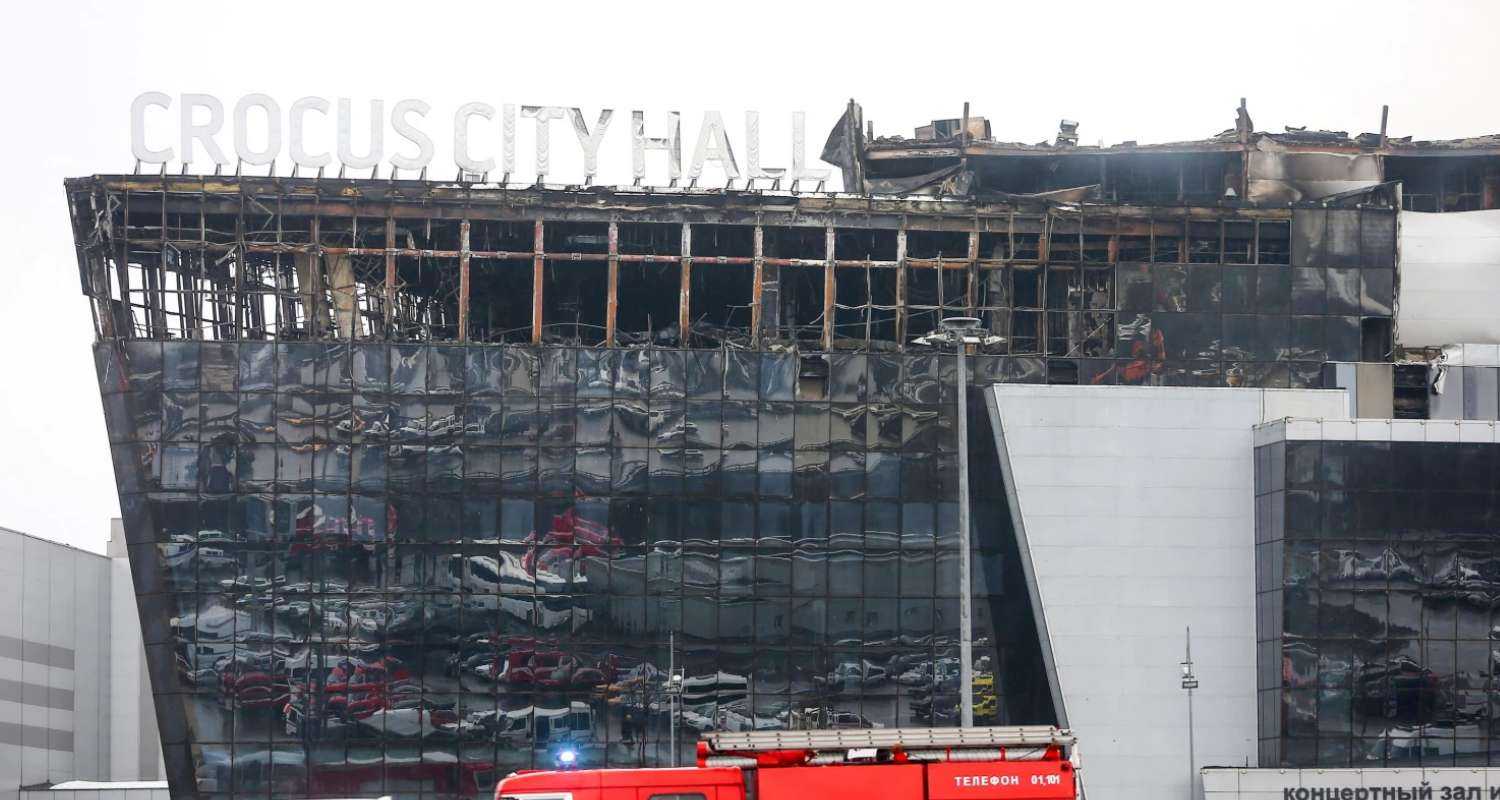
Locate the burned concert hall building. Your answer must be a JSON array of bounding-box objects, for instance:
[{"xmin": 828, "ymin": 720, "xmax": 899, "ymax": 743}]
[{"xmin": 65, "ymin": 101, "xmax": 1500, "ymax": 799}]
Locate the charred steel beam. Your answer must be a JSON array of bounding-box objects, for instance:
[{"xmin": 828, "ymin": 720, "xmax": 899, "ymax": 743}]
[
  {"xmin": 606, "ymin": 220, "xmax": 620, "ymax": 347},
  {"xmin": 679, "ymin": 223, "xmax": 692, "ymax": 345},
  {"xmin": 751, "ymin": 223, "xmax": 764, "ymax": 347},
  {"xmin": 531, "ymin": 220, "xmax": 544, "ymax": 345},
  {"xmin": 459, "ymin": 219, "xmax": 471, "ymax": 342},
  {"xmin": 384, "ymin": 217, "xmax": 396, "ymax": 333},
  {"xmin": 895, "ymin": 226, "xmax": 907, "ymax": 345}
]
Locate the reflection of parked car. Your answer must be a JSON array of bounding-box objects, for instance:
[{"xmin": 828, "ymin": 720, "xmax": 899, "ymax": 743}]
[
  {"xmin": 912, "ymin": 692, "xmax": 959, "ymax": 726},
  {"xmin": 898, "ymin": 659, "xmax": 959, "ymax": 689},
  {"xmin": 785, "ymin": 707, "xmax": 883, "ymax": 730},
  {"xmin": 714, "ymin": 704, "xmax": 781, "ymax": 732},
  {"xmin": 816, "ymin": 660, "xmax": 888, "ymax": 695},
  {"xmin": 679, "ymin": 707, "xmax": 715, "ymax": 732}
]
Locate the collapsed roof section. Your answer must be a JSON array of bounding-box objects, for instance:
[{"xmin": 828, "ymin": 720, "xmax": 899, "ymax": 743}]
[{"xmin": 825, "ymin": 100, "xmax": 1500, "ymax": 209}]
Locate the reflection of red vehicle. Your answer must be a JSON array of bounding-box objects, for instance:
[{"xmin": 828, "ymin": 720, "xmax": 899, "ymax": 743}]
[
  {"xmin": 504, "ymin": 651, "xmax": 576, "ymax": 687},
  {"xmin": 501, "ymin": 650, "xmax": 617, "ymax": 688},
  {"xmin": 521, "ymin": 505, "xmax": 623, "ymax": 574},
  {"xmin": 219, "ymin": 657, "xmax": 289, "ymax": 710},
  {"xmin": 283, "ymin": 657, "xmax": 416, "ymax": 732},
  {"xmin": 288, "ymin": 505, "xmax": 384, "ymax": 554},
  {"xmin": 495, "ymin": 726, "xmax": 1077, "ymax": 800}
]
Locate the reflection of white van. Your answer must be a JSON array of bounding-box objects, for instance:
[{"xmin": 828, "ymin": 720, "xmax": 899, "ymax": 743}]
[
  {"xmin": 176, "ymin": 642, "xmax": 234, "ymax": 684},
  {"xmin": 474, "ymin": 702, "xmax": 594, "ymax": 747}
]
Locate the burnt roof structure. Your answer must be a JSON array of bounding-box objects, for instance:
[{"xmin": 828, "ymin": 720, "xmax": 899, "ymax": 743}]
[{"xmin": 827, "ymin": 100, "xmax": 1500, "ymax": 211}]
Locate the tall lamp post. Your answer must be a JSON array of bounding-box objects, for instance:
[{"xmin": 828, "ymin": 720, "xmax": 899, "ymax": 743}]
[
  {"xmin": 1181, "ymin": 626, "xmax": 1199, "ymax": 800},
  {"xmin": 667, "ymin": 630, "xmax": 683, "ymax": 767},
  {"xmin": 914, "ymin": 316, "xmax": 1004, "ymax": 728}
]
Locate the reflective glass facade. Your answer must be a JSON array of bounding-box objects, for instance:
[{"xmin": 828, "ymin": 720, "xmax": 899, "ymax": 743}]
[
  {"xmin": 97, "ymin": 340, "xmax": 1053, "ymax": 798},
  {"xmin": 1256, "ymin": 438, "xmax": 1500, "ymax": 768}
]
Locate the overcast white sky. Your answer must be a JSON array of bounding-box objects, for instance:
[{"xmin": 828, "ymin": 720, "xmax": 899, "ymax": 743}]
[{"xmin": 3, "ymin": 0, "xmax": 1499, "ymax": 552}]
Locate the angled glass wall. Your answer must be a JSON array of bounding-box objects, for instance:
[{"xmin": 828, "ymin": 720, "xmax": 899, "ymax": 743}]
[{"xmin": 98, "ymin": 340, "xmax": 1054, "ymax": 799}]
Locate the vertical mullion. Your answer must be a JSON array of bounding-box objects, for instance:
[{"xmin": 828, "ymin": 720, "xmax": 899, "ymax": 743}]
[
  {"xmin": 751, "ymin": 223, "xmax": 764, "ymax": 347},
  {"xmin": 823, "ymin": 225, "xmax": 835, "ymax": 350}
]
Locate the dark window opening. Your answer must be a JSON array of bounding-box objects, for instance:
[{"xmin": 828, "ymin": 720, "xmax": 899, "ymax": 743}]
[
  {"xmin": 1014, "ymin": 265, "xmax": 1043, "ymax": 309},
  {"xmin": 1010, "ymin": 310, "xmax": 1042, "ymax": 355},
  {"xmin": 779, "ymin": 266, "xmax": 825, "ymax": 345},
  {"xmin": 1082, "ymin": 234, "xmax": 1111, "ymax": 263},
  {"xmin": 1189, "ymin": 221, "xmax": 1221, "ymax": 264},
  {"xmin": 1118, "ymin": 235, "xmax": 1151, "ymax": 262},
  {"xmin": 978, "ymin": 232, "xmax": 1011, "ymax": 260},
  {"xmin": 541, "ymin": 261, "xmax": 608, "ymax": 345},
  {"xmin": 837, "ymin": 229, "xmax": 898, "ymax": 261},
  {"xmin": 1225, "ymin": 221, "xmax": 1254, "ymax": 264},
  {"xmin": 765, "ymin": 227, "xmax": 825, "ymax": 260},
  {"xmin": 1361, "ymin": 317, "xmax": 1392, "ymax": 363},
  {"xmin": 833, "ymin": 265, "xmax": 870, "ymax": 345},
  {"xmin": 469, "ymin": 219, "xmax": 534, "ymax": 252},
  {"xmin": 618, "ymin": 262, "xmax": 681, "ymax": 346},
  {"xmin": 690, "ymin": 263, "xmax": 754, "ymax": 345},
  {"xmin": 1151, "ymin": 233, "xmax": 1182, "ymax": 263},
  {"xmin": 907, "ymin": 265, "xmax": 968, "ymax": 313},
  {"xmin": 469, "ymin": 261, "xmax": 534, "ymax": 343},
  {"xmin": 543, "ymin": 221, "xmax": 610, "ymax": 254},
  {"xmin": 618, "ymin": 222, "xmax": 682, "ymax": 256},
  {"xmin": 906, "ymin": 230, "xmax": 969, "ymax": 260},
  {"xmin": 691, "ymin": 224, "xmax": 754, "ymax": 258},
  {"xmin": 1257, "ymin": 221, "xmax": 1290, "ymax": 265},
  {"xmin": 1013, "ymin": 233, "xmax": 1041, "ymax": 261}
]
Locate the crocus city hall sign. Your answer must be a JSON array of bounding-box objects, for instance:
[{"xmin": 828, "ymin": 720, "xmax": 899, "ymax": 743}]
[{"xmin": 129, "ymin": 92, "xmax": 832, "ymax": 186}]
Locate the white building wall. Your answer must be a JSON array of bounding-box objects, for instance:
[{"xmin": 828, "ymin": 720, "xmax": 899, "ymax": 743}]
[
  {"xmin": 0, "ymin": 525, "xmax": 160, "ymax": 800},
  {"xmin": 988, "ymin": 385, "xmax": 1349, "ymax": 800}
]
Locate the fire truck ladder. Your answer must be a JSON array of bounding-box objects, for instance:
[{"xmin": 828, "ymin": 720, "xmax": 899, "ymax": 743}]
[{"xmin": 701, "ymin": 725, "xmax": 1075, "ymax": 767}]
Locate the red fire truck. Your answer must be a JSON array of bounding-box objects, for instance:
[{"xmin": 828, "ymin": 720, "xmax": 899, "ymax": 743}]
[{"xmin": 494, "ymin": 725, "xmax": 1078, "ymax": 800}]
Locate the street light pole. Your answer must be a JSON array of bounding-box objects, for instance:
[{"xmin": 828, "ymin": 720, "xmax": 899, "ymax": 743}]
[
  {"xmin": 952, "ymin": 321, "xmax": 974, "ymax": 729},
  {"xmin": 668, "ymin": 630, "xmax": 677, "ymax": 767},
  {"xmin": 1181, "ymin": 626, "xmax": 1199, "ymax": 800},
  {"xmin": 915, "ymin": 318, "xmax": 1001, "ymax": 729}
]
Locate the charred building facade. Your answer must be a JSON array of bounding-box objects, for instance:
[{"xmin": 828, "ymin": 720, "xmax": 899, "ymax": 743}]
[{"xmin": 65, "ymin": 101, "xmax": 1500, "ymax": 799}]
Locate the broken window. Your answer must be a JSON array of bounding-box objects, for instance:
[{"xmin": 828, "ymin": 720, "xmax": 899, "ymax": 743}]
[
  {"xmin": 1118, "ymin": 234, "xmax": 1151, "ymax": 262},
  {"xmin": 690, "ymin": 263, "xmax": 754, "ymax": 345},
  {"xmin": 469, "ymin": 261, "xmax": 534, "ymax": 343},
  {"xmin": 1257, "ymin": 220, "xmax": 1290, "ymax": 265},
  {"xmin": 617, "ymin": 262, "xmax": 681, "ymax": 346},
  {"xmin": 778, "ymin": 265, "xmax": 825, "ymax": 345},
  {"xmin": 541, "ymin": 260, "xmax": 608, "ymax": 345},
  {"xmin": 1013, "ymin": 232, "xmax": 1042, "ymax": 262},
  {"xmin": 1225, "ymin": 221, "xmax": 1254, "ymax": 264},
  {"xmin": 905, "ymin": 230, "xmax": 969, "ymax": 260},
  {"xmin": 837, "ymin": 229, "xmax": 898, "ymax": 262},
  {"xmin": 978, "ymin": 232, "xmax": 1011, "ymax": 261},
  {"xmin": 1188, "ymin": 221, "xmax": 1221, "ymax": 263}
]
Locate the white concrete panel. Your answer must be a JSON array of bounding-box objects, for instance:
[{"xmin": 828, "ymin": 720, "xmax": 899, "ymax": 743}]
[
  {"xmin": 992, "ymin": 385, "xmax": 1345, "ymax": 800},
  {"xmin": 1398, "ymin": 210, "xmax": 1500, "ymax": 347}
]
